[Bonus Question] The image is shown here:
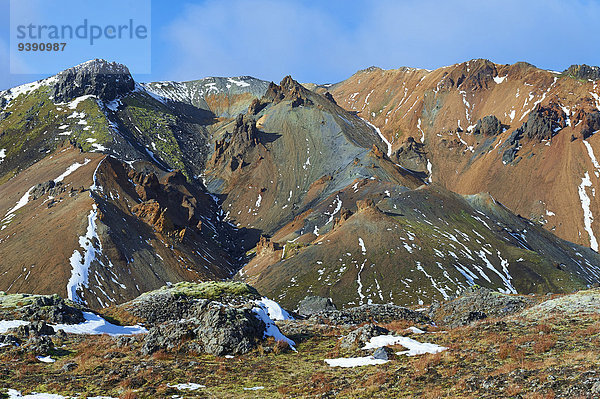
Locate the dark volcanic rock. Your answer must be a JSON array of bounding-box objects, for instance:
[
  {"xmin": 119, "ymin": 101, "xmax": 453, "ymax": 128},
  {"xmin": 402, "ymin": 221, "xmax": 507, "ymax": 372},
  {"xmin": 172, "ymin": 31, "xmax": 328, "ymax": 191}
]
[
  {"xmin": 50, "ymin": 59, "xmax": 135, "ymax": 103},
  {"xmin": 394, "ymin": 136, "xmax": 428, "ymax": 172},
  {"xmin": 30, "ymin": 181, "xmax": 66, "ymax": 200},
  {"xmin": 502, "ymin": 146, "xmax": 519, "ymax": 164},
  {"xmin": 429, "ymin": 286, "xmax": 536, "ymax": 328},
  {"xmin": 564, "ymin": 64, "xmax": 600, "ymax": 81},
  {"xmin": 9, "ymin": 321, "xmax": 55, "ymax": 337},
  {"xmin": 18, "ymin": 295, "xmax": 85, "ymax": 324},
  {"xmin": 24, "ymin": 335, "xmax": 54, "ymax": 354},
  {"xmin": 522, "ymin": 104, "xmax": 567, "ymax": 141},
  {"xmin": 310, "ymin": 303, "xmax": 430, "ymax": 326},
  {"xmin": 340, "ymin": 324, "xmax": 390, "ymax": 349},
  {"xmin": 141, "ymin": 303, "xmax": 265, "ymax": 356},
  {"xmin": 581, "ymin": 111, "xmax": 600, "ymax": 140},
  {"xmin": 0, "ymin": 334, "xmax": 20, "ymax": 347},
  {"xmin": 297, "ymin": 296, "xmax": 337, "ymax": 316},
  {"xmin": 473, "ymin": 115, "xmax": 503, "ymax": 136}
]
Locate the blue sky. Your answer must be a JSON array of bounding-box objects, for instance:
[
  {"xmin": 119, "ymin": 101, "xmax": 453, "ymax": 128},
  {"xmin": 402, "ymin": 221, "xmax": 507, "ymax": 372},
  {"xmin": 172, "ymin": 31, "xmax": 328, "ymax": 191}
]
[{"xmin": 1, "ymin": 0, "xmax": 599, "ymax": 90}]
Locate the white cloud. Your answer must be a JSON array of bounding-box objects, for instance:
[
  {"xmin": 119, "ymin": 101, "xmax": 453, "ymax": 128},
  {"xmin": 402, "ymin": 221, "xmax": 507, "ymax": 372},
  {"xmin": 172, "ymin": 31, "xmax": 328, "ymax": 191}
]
[
  {"xmin": 163, "ymin": 0, "xmax": 600, "ymax": 84},
  {"xmin": 164, "ymin": 0, "xmax": 353, "ymax": 83}
]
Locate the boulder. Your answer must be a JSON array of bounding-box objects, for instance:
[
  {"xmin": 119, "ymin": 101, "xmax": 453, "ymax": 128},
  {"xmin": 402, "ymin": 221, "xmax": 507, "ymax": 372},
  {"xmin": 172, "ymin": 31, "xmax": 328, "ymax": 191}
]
[
  {"xmin": 9, "ymin": 321, "xmax": 55, "ymax": 338},
  {"xmin": 340, "ymin": 324, "xmax": 390, "ymax": 349},
  {"xmin": 18, "ymin": 295, "xmax": 85, "ymax": 324},
  {"xmin": 24, "ymin": 335, "xmax": 54, "ymax": 355},
  {"xmin": 372, "ymin": 346, "xmax": 394, "ymax": 360},
  {"xmin": 297, "ymin": 296, "xmax": 337, "ymax": 317},
  {"xmin": 141, "ymin": 304, "xmax": 266, "ymax": 356}
]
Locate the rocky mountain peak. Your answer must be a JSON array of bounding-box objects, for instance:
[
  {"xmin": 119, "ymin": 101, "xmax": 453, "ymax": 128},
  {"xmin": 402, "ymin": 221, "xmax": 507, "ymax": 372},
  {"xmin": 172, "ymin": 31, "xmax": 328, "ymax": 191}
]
[
  {"xmin": 438, "ymin": 59, "xmax": 498, "ymax": 91},
  {"xmin": 50, "ymin": 59, "xmax": 135, "ymax": 103},
  {"xmin": 262, "ymin": 76, "xmax": 313, "ymax": 107}
]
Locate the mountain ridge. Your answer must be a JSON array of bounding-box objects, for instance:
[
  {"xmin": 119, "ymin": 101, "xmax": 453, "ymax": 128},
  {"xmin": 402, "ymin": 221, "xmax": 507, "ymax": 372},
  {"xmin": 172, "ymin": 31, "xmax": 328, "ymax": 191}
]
[{"xmin": 0, "ymin": 58, "xmax": 599, "ymax": 311}]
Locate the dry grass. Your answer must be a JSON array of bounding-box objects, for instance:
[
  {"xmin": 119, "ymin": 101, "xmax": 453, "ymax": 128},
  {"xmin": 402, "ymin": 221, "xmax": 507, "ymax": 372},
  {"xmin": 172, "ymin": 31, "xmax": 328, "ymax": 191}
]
[{"xmin": 533, "ymin": 334, "xmax": 557, "ymax": 354}]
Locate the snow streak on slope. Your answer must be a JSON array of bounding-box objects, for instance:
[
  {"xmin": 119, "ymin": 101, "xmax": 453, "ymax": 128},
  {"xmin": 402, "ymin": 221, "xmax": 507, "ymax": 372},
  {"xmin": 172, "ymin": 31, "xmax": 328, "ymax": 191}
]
[
  {"xmin": 1, "ymin": 186, "xmax": 35, "ymax": 230},
  {"xmin": 361, "ymin": 117, "xmax": 392, "ymax": 156},
  {"xmin": 67, "ymin": 205, "xmax": 102, "ymax": 303},
  {"xmin": 583, "ymin": 140, "xmax": 600, "ymax": 178},
  {"xmin": 578, "ymin": 172, "xmax": 598, "ymax": 251},
  {"xmin": 0, "ymin": 149, "xmax": 6, "ymax": 164},
  {"xmin": 54, "ymin": 159, "xmax": 91, "ymax": 183}
]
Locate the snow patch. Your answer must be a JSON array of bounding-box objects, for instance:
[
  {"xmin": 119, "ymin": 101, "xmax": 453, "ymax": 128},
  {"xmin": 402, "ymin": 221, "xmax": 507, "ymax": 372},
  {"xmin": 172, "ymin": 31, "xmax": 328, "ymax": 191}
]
[
  {"xmin": 5, "ymin": 390, "xmax": 67, "ymax": 399},
  {"xmin": 0, "ymin": 319, "xmax": 30, "ymax": 333},
  {"xmin": 583, "ymin": 140, "xmax": 600, "ymax": 178},
  {"xmin": 358, "ymin": 237, "xmax": 367, "ymax": 254},
  {"xmin": 252, "ymin": 304, "xmax": 296, "ymax": 350},
  {"xmin": 167, "ymin": 383, "xmax": 205, "ymax": 391},
  {"xmin": 426, "ymin": 159, "xmax": 433, "ymax": 183},
  {"xmin": 325, "ymin": 356, "xmax": 388, "ymax": 368},
  {"xmin": 227, "ymin": 77, "xmax": 251, "ymax": 87},
  {"xmin": 67, "ymin": 94, "xmax": 96, "ymax": 109},
  {"xmin": 67, "ymin": 205, "xmax": 103, "ymax": 303},
  {"xmin": 362, "ymin": 335, "xmax": 447, "ymax": 356},
  {"xmin": 493, "ymin": 75, "xmax": 507, "ymax": 84},
  {"xmin": 255, "ymin": 297, "xmax": 293, "ymax": 321},
  {"xmin": 53, "ymin": 311, "xmax": 146, "ymax": 335}
]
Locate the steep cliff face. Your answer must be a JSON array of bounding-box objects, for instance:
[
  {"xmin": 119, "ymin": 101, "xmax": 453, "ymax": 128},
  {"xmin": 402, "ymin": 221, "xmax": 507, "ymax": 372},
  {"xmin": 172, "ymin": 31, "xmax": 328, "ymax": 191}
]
[{"xmin": 323, "ymin": 59, "xmax": 600, "ymax": 249}]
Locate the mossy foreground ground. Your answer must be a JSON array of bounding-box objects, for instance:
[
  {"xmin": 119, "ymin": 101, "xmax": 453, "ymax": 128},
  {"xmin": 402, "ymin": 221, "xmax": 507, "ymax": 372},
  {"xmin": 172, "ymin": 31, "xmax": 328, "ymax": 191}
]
[{"xmin": 1, "ymin": 309, "xmax": 600, "ymax": 398}]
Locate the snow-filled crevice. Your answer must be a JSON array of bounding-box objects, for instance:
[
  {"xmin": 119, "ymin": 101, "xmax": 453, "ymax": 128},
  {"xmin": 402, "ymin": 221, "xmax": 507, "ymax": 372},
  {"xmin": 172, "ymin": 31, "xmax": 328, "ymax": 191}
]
[{"xmin": 578, "ymin": 172, "xmax": 598, "ymax": 251}]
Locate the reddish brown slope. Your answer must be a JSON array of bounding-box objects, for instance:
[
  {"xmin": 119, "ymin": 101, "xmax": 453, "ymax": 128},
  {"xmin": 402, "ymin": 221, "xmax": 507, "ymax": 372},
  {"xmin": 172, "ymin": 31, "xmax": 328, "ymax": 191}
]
[
  {"xmin": 326, "ymin": 60, "xmax": 600, "ymax": 249},
  {"xmin": 0, "ymin": 146, "xmax": 241, "ymax": 308}
]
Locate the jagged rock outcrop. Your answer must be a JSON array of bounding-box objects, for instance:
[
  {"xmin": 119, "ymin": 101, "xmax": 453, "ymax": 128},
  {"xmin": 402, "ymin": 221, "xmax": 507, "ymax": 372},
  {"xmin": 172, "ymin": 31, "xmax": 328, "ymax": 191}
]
[
  {"xmin": 50, "ymin": 59, "xmax": 135, "ymax": 103},
  {"xmin": 209, "ymin": 114, "xmax": 261, "ymax": 173},
  {"xmin": 17, "ymin": 295, "xmax": 85, "ymax": 324},
  {"xmin": 473, "ymin": 115, "xmax": 503, "ymax": 136},
  {"xmin": 309, "ymin": 304, "xmax": 430, "ymax": 326},
  {"xmin": 255, "ymin": 235, "xmax": 282, "ymax": 255},
  {"xmin": 394, "ymin": 136, "xmax": 427, "ymax": 172},
  {"xmin": 30, "ymin": 181, "xmax": 66, "ymax": 201},
  {"xmin": 438, "ymin": 59, "xmax": 498, "ymax": 91},
  {"xmin": 564, "ymin": 64, "xmax": 600, "ymax": 81},
  {"xmin": 580, "ymin": 111, "xmax": 600, "ymax": 139},
  {"xmin": 119, "ymin": 282, "xmax": 291, "ymax": 356},
  {"xmin": 261, "ymin": 76, "xmax": 313, "ymax": 108},
  {"xmin": 429, "ymin": 286, "xmax": 536, "ymax": 328},
  {"xmin": 141, "ymin": 303, "xmax": 266, "ymax": 356},
  {"xmin": 9, "ymin": 321, "xmax": 55, "ymax": 338},
  {"xmin": 522, "ymin": 103, "xmax": 567, "ymax": 141}
]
